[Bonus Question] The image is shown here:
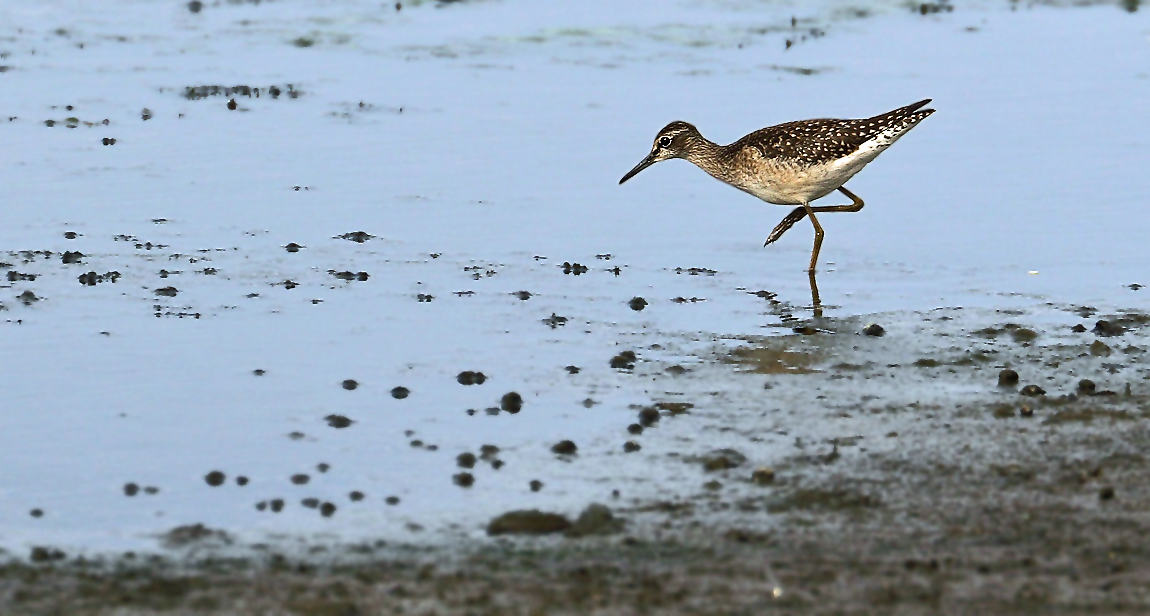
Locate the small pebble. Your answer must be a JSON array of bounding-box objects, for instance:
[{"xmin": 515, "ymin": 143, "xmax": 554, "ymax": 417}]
[
  {"xmin": 627, "ymin": 423, "xmax": 644, "ymax": 435},
  {"xmin": 204, "ymin": 471, "xmax": 226, "ymax": 487},
  {"xmin": 623, "ymin": 441, "xmax": 641, "ymax": 453},
  {"xmin": 236, "ymin": 476, "xmax": 249, "ymax": 486},
  {"xmin": 123, "ymin": 483, "xmax": 140, "ymax": 497},
  {"xmin": 1100, "ymin": 486, "xmax": 1116, "ymax": 501},
  {"xmin": 529, "ymin": 480, "xmax": 543, "ymax": 492},
  {"xmin": 1078, "ymin": 379, "xmax": 1097, "ymax": 394},
  {"xmin": 862, "ymin": 323, "xmax": 885, "ymax": 337},
  {"xmin": 385, "ymin": 496, "xmax": 400, "ymax": 505},
  {"xmin": 30, "ymin": 509, "xmax": 43, "ymax": 518},
  {"xmin": 998, "ymin": 369, "xmax": 1019, "ymax": 387},
  {"xmin": 349, "ymin": 491, "xmax": 365, "ymax": 502},
  {"xmin": 628, "ymin": 297, "xmax": 647, "ymax": 311},
  {"xmin": 457, "ymin": 452, "xmax": 477, "ymax": 469},
  {"xmin": 501, "ymin": 392, "xmax": 524, "ymax": 413},
  {"xmin": 291, "ymin": 474, "xmax": 310, "ymax": 485},
  {"xmin": 391, "ymin": 386, "xmax": 410, "ymax": 399},
  {"xmin": 342, "ymin": 379, "xmax": 358, "ymax": 390},
  {"xmin": 319, "ymin": 502, "xmax": 337, "ymax": 517},
  {"xmin": 551, "ymin": 440, "xmax": 577, "ymax": 455},
  {"xmin": 1019, "ymin": 384, "xmax": 1046, "ymax": 397},
  {"xmin": 751, "ymin": 467, "xmax": 776, "ymax": 485}
]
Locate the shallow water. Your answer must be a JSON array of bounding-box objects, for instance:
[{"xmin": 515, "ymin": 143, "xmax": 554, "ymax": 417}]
[{"xmin": 0, "ymin": 0, "xmax": 1148, "ymax": 555}]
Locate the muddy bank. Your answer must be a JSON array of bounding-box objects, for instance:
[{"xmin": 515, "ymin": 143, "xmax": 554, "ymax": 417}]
[{"xmin": 6, "ymin": 303, "xmax": 1150, "ymax": 615}]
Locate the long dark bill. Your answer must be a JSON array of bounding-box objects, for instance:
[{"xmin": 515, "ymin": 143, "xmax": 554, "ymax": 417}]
[{"xmin": 619, "ymin": 152, "xmax": 657, "ymax": 185}]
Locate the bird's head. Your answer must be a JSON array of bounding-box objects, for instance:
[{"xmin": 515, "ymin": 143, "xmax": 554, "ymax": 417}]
[{"xmin": 619, "ymin": 121, "xmax": 702, "ymax": 184}]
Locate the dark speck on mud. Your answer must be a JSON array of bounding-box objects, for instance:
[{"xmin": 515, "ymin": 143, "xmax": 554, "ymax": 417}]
[
  {"xmin": 1020, "ymin": 384, "xmax": 1046, "ymax": 397},
  {"xmin": 123, "ymin": 483, "xmax": 139, "ymax": 497},
  {"xmin": 325, "ymin": 414, "xmax": 353, "ymax": 428},
  {"xmin": 236, "ymin": 476, "xmax": 249, "ymax": 486},
  {"xmin": 998, "ymin": 368, "xmax": 1019, "ymax": 387},
  {"xmin": 349, "ymin": 491, "xmax": 364, "ymax": 502},
  {"xmin": 269, "ymin": 499, "xmax": 284, "ymax": 512},
  {"xmin": 291, "ymin": 474, "xmax": 309, "ymax": 485},
  {"xmin": 628, "ymin": 297, "xmax": 647, "ymax": 311},
  {"xmin": 319, "ymin": 502, "xmax": 337, "ymax": 517},
  {"xmin": 638, "ymin": 406, "xmax": 660, "ymax": 427},
  {"xmin": 453, "ymin": 472, "xmax": 475, "ymax": 488},
  {"xmin": 204, "ymin": 471, "xmax": 225, "ymax": 487},
  {"xmin": 341, "ymin": 379, "xmax": 358, "ymax": 390},
  {"xmin": 565, "ymin": 365, "xmax": 580, "ymax": 374},
  {"xmin": 529, "ymin": 480, "xmax": 543, "ymax": 492},
  {"xmin": 317, "ymin": 463, "xmax": 330, "ymax": 473},
  {"xmin": 623, "ymin": 441, "xmax": 641, "ymax": 453},
  {"xmin": 610, "ymin": 350, "xmax": 637, "ymax": 370},
  {"xmin": 863, "ymin": 323, "xmax": 885, "ymax": 336},
  {"xmin": 284, "ymin": 242, "xmax": 303, "ymax": 252},
  {"xmin": 551, "ymin": 440, "xmax": 577, "ymax": 455},
  {"xmin": 457, "ymin": 452, "xmax": 477, "ymax": 468},
  {"xmin": 335, "ymin": 231, "xmax": 374, "ymax": 243},
  {"xmin": 391, "ymin": 386, "xmax": 410, "ymax": 399},
  {"xmin": 513, "ymin": 290, "xmax": 532, "ymax": 300},
  {"xmin": 457, "ymin": 371, "xmax": 487, "ymax": 385},
  {"xmin": 500, "ymin": 392, "xmax": 523, "ymax": 413}
]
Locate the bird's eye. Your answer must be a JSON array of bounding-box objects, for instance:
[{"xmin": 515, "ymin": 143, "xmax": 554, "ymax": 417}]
[{"xmin": 658, "ymin": 136, "xmax": 672, "ymax": 147}]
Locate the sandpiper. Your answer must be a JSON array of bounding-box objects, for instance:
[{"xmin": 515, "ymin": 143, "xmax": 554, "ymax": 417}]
[{"xmin": 619, "ymin": 99, "xmax": 935, "ymax": 272}]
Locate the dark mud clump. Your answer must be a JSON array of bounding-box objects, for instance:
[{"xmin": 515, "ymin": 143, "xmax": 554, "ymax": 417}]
[
  {"xmin": 1020, "ymin": 384, "xmax": 1046, "ymax": 397},
  {"xmin": 391, "ymin": 386, "xmax": 410, "ymax": 399},
  {"xmin": 565, "ymin": 365, "xmax": 580, "ymax": 374},
  {"xmin": 565, "ymin": 504, "xmax": 624, "ymax": 537},
  {"xmin": 628, "ymin": 297, "xmax": 647, "ymax": 311},
  {"xmin": 500, "ymin": 392, "xmax": 523, "ymax": 413},
  {"xmin": 456, "ymin": 452, "xmax": 477, "ymax": 469},
  {"xmin": 161, "ymin": 524, "xmax": 232, "ymax": 549},
  {"xmin": 236, "ymin": 476, "xmax": 249, "ymax": 486},
  {"xmin": 551, "ymin": 440, "xmax": 577, "ymax": 455},
  {"xmin": 349, "ymin": 491, "xmax": 365, "ymax": 502},
  {"xmin": 1078, "ymin": 379, "xmax": 1097, "ymax": 394},
  {"xmin": 204, "ymin": 471, "xmax": 225, "ymax": 487},
  {"xmin": 998, "ymin": 368, "xmax": 1019, "ymax": 387},
  {"xmin": 610, "ymin": 351, "xmax": 637, "ymax": 370},
  {"xmin": 319, "ymin": 502, "xmax": 337, "ymax": 517},
  {"xmin": 154, "ymin": 286, "xmax": 178, "ymax": 297},
  {"xmin": 487, "ymin": 510, "xmax": 571, "ymax": 536},
  {"xmin": 697, "ymin": 449, "xmax": 747, "ymax": 472},
  {"xmin": 78, "ymin": 271, "xmax": 121, "ymax": 286},
  {"xmin": 335, "ymin": 231, "xmax": 374, "ymax": 243},
  {"xmin": 863, "ymin": 323, "xmax": 885, "ymax": 336},
  {"xmin": 530, "ymin": 480, "xmax": 543, "ymax": 492},
  {"xmin": 291, "ymin": 474, "xmax": 310, "ymax": 485},
  {"xmin": 285, "ymin": 242, "xmax": 303, "ymax": 252},
  {"xmin": 453, "ymin": 473, "xmax": 475, "ymax": 488},
  {"xmin": 561, "ymin": 262, "xmax": 588, "ymax": 275},
  {"xmin": 638, "ymin": 406, "xmax": 660, "ymax": 427},
  {"xmin": 325, "ymin": 414, "xmax": 353, "ymax": 428},
  {"xmin": 331, "ymin": 270, "xmax": 369, "ymax": 282},
  {"xmin": 341, "ymin": 379, "xmax": 358, "ymax": 390},
  {"xmin": 542, "ymin": 313, "xmax": 568, "ymax": 328},
  {"xmin": 623, "ymin": 441, "xmax": 640, "ymax": 453},
  {"xmin": 457, "ymin": 371, "xmax": 487, "ymax": 385},
  {"xmin": 751, "ymin": 467, "xmax": 776, "ymax": 485},
  {"xmin": 123, "ymin": 483, "xmax": 139, "ymax": 496}
]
